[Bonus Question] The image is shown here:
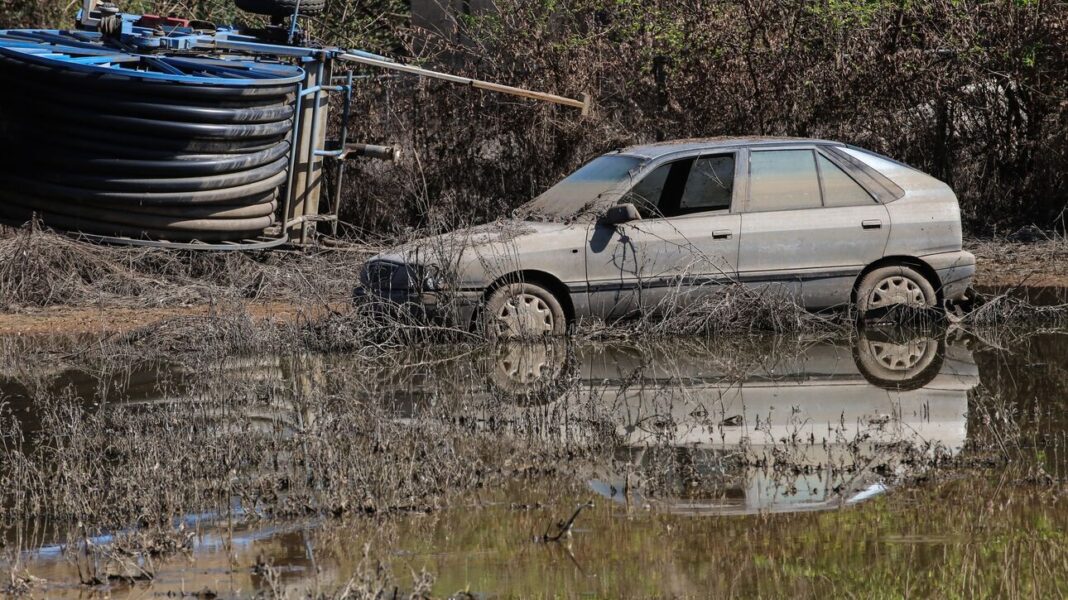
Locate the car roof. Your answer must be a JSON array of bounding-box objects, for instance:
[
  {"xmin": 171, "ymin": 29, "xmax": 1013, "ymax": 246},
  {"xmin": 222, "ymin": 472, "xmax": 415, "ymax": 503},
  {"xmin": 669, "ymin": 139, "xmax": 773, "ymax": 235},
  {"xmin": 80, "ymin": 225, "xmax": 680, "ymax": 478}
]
[{"xmin": 616, "ymin": 137, "xmax": 841, "ymax": 159}]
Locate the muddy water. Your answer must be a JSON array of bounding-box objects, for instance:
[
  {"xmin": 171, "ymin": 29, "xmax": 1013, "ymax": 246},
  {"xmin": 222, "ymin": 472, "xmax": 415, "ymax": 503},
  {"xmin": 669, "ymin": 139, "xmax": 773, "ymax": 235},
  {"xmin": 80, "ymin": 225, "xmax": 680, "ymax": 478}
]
[{"xmin": 2, "ymin": 327, "xmax": 1067, "ymax": 598}]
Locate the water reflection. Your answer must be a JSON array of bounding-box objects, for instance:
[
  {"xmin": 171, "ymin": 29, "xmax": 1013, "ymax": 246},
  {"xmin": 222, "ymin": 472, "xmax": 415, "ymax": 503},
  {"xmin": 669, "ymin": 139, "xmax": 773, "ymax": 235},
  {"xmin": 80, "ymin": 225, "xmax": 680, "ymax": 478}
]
[
  {"xmin": 462, "ymin": 329, "xmax": 979, "ymax": 515},
  {"xmin": 2, "ymin": 327, "xmax": 1067, "ymax": 599},
  {"xmin": 1, "ymin": 329, "xmax": 979, "ymax": 519}
]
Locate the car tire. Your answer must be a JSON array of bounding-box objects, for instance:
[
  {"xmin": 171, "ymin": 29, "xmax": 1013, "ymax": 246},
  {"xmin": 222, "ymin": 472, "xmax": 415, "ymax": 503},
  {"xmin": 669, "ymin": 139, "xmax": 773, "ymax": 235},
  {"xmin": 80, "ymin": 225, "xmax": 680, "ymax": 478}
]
[
  {"xmin": 482, "ymin": 282, "xmax": 567, "ymax": 339},
  {"xmin": 854, "ymin": 327, "xmax": 945, "ymax": 390},
  {"xmin": 234, "ymin": 0, "xmax": 326, "ymax": 17},
  {"xmin": 487, "ymin": 340, "xmax": 576, "ymax": 405},
  {"xmin": 855, "ymin": 265, "xmax": 937, "ymax": 315}
]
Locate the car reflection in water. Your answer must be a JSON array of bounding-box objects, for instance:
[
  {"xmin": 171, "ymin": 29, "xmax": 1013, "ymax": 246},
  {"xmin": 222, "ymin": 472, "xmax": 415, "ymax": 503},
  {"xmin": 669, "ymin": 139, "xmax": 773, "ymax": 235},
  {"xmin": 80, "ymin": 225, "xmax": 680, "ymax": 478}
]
[
  {"xmin": 0, "ymin": 328, "xmax": 979, "ymax": 523},
  {"xmin": 479, "ymin": 329, "xmax": 979, "ymax": 516}
]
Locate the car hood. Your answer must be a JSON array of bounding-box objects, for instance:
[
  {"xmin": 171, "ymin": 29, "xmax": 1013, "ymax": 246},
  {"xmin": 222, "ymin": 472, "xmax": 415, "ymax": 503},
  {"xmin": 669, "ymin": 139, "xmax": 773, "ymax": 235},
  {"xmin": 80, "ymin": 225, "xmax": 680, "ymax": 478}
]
[
  {"xmin": 368, "ymin": 219, "xmax": 588, "ymax": 288},
  {"xmin": 371, "ymin": 220, "xmax": 575, "ymax": 265}
]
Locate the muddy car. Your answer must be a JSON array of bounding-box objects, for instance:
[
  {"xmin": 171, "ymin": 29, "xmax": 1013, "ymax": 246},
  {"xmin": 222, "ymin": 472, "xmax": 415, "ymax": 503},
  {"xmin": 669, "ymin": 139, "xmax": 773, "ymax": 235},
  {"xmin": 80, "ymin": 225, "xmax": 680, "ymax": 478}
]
[{"xmin": 357, "ymin": 138, "xmax": 976, "ymax": 336}]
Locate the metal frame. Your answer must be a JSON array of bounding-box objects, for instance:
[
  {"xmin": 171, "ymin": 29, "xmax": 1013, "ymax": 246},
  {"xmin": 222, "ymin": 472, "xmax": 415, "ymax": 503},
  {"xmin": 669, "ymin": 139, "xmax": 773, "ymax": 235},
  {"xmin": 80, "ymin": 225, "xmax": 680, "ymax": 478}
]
[{"xmin": 3, "ymin": 8, "xmax": 589, "ymax": 250}]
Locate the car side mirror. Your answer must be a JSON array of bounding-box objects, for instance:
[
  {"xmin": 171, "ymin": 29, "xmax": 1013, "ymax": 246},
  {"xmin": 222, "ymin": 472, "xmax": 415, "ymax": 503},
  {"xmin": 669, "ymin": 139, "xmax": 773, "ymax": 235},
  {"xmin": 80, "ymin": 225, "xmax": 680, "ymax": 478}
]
[{"xmin": 599, "ymin": 203, "xmax": 641, "ymax": 226}]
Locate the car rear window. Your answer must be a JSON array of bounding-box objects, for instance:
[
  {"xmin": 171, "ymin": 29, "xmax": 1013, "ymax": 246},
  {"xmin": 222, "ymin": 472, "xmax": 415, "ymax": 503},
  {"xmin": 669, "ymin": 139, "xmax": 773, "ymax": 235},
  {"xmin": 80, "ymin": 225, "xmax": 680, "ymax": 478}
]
[
  {"xmin": 839, "ymin": 147, "xmax": 914, "ymax": 174},
  {"xmin": 818, "ymin": 154, "xmax": 875, "ymax": 207},
  {"xmin": 748, "ymin": 149, "xmax": 822, "ymax": 212}
]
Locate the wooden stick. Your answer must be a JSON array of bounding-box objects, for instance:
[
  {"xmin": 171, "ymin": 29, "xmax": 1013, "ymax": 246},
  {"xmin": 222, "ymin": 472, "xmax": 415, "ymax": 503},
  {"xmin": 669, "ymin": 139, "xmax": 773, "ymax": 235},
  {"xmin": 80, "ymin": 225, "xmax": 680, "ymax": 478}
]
[{"xmin": 336, "ymin": 52, "xmax": 590, "ymax": 114}]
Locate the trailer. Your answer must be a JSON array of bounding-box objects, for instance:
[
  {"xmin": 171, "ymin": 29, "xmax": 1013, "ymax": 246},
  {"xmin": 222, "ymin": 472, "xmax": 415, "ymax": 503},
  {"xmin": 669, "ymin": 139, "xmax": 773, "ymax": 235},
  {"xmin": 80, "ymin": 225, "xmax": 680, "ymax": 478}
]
[{"xmin": 0, "ymin": 0, "xmax": 589, "ymax": 249}]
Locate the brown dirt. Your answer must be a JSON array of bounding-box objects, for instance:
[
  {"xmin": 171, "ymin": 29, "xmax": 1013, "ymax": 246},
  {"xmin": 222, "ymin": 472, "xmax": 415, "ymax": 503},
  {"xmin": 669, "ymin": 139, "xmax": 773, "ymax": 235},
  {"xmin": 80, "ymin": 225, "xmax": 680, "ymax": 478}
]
[
  {"xmin": 969, "ymin": 238, "xmax": 1068, "ymax": 288},
  {"xmin": 0, "ymin": 302, "xmax": 344, "ymax": 337}
]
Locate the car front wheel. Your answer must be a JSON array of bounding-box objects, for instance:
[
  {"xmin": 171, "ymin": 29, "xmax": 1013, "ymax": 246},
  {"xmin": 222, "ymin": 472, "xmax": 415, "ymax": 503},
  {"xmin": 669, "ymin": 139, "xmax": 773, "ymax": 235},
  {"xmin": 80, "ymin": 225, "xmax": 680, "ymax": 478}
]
[
  {"xmin": 482, "ymin": 282, "xmax": 567, "ymax": 339},
  {"xmin": 856, "ymin": 265, "xmax": 937, "ymax": 315}
]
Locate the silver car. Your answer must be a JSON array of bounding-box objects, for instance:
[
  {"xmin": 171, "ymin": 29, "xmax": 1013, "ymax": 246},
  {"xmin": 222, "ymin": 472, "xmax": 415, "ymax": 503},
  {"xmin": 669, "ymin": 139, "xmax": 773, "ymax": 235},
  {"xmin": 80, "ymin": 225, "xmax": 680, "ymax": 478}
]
[{"xmin": 357, "ymin": 138, "xmax": 976, "ymax": 336}]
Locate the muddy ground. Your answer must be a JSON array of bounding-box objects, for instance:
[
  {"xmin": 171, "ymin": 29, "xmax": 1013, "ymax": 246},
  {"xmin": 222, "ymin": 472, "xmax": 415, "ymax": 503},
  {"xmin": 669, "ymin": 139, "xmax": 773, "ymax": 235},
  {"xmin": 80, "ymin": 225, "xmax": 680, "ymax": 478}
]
[
  {"xmin": 971, "ymin": 236, "xmax": 1068, "ymax": 289},
  {"xmin": 1, "ymin": 228, "xmax": 1067, "ymax": 599},
  {"xmin": 0, "ymin": 231, "xmax": 1064, "ymax": 337}
]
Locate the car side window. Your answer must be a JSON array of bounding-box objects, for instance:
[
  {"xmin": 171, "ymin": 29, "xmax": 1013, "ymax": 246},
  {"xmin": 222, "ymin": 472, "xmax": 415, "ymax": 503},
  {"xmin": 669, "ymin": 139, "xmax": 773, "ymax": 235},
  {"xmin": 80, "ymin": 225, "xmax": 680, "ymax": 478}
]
[
  {"xmin": 818, "ymin": 154, "xmax": 875, "ymax": 207},
  {"xmin": 748, "ymin": 149, "xmax": 822, "ymax": 212},
  {"xmin": 678, "ymin": 155, "xmax": 734, "ymax": 214},
  {"xmin": 624, "ymin": 162, "xmax": 672, "ymax": 218},
  {"xmin": 623, "ymin": 153, "xmax": 735, "ymax": 218}
]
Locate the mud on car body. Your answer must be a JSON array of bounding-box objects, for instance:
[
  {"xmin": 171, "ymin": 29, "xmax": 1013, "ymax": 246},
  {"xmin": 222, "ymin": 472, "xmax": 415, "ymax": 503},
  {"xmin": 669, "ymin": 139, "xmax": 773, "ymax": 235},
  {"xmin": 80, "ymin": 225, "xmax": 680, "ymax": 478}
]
[{"xmin": 355, "ymin": 137, "xmax": 977, "ymax": 337}]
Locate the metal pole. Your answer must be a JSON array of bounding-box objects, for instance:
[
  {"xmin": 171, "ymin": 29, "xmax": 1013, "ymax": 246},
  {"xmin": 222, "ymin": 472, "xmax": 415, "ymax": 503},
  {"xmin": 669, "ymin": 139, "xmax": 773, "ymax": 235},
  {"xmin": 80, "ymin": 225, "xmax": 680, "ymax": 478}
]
[
  {"xmin": 331, "ymin": 70, "xmax": 354, "ymax": 238},
  {"xmin": 299, "ymin": 57, "xmax": 325, "ymax": 244},
  {"xmin": 281, "ymin": 81, "xmax": 304, "ymax": 242},
  {"xmin": 287, "ymin": 0, "xmax": 302, "ymax": 45},
  {"xmin": 335, "ymin": 52, "xmax": 589, "ymax": 114}
]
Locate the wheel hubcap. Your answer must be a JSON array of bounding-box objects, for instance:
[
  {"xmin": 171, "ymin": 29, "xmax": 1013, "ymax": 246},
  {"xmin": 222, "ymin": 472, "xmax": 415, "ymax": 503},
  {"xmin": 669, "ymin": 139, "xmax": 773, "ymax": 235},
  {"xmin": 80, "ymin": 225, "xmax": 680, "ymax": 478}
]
[
  {"xmin": 868, "ymin": 276, "xmax": 927, "ymax": 309},
  {"xmin": 495, "ymin": 293, "xmax": 555, "ymax": 337},
  {"xmin": 867, "ymin": 340, "xmax": 929, "ymax": 372},
  {"xmin": 496, "ymin": 343, "xmax": 555, "ymax": 386}
]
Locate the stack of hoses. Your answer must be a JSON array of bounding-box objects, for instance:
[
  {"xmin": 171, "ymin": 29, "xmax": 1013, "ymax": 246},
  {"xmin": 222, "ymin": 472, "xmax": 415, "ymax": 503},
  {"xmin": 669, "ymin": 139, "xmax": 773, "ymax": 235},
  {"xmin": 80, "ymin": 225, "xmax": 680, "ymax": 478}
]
[{"xmin": 0, "ymin": 52, "xmax": 299, "ymax": 242}]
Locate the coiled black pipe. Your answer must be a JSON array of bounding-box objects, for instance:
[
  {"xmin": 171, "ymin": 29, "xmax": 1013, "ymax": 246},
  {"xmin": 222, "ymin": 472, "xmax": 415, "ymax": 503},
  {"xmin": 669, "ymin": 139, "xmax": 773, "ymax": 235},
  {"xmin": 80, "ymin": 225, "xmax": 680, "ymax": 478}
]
[{"xmin": 0, "ymin": 51, "xmax": 300, "ymax": 242}]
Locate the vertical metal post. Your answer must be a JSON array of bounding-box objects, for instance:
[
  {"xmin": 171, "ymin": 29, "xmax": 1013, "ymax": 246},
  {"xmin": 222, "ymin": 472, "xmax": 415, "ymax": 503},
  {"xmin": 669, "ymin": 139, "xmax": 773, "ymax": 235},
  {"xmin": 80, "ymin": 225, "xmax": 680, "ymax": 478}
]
[
  {"xmin": 300, "ymin": 57, "xmax": 325, "ymax": 244},
  {"xmin": 330, "ymin": 70, "xmax": 354, "ymax": 238},
  {"xmin": 288, "ymin": 53, "xmax": 329, "ymax": 244},
  {"xmin": 281, "ymin": 81, "xmax": 304, "ymax": 242},
  {"xmin": 287, "ymin": 0, "xmax": 302, "ymax": 45}
]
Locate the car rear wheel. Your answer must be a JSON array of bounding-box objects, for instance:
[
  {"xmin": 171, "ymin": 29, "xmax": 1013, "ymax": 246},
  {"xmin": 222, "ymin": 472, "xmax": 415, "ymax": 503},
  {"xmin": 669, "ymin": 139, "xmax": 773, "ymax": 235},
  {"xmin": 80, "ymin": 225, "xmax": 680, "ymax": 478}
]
[
  {"xmin": 856, "ymin": 265, "xmax": 937, "ymax": 314},
  {"xmin": 483, "ymin": 282, "xmax": 567, "ymax": 339},
  {"xmin": 854, "ymin": 327, "xmax": 943, "ymax": 389}
]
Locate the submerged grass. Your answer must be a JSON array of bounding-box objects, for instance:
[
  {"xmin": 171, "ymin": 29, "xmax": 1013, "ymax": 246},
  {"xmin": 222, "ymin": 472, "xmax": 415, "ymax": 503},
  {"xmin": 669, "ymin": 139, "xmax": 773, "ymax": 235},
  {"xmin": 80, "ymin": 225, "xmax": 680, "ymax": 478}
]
[{"xmin": 1, "ymin": 325, "xmax": 1067, "ymax": 597}]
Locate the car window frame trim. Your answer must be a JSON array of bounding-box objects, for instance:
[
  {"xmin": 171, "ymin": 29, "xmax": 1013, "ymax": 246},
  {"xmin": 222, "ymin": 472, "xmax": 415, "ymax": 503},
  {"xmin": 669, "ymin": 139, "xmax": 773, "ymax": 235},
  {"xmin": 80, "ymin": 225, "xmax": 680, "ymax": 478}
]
[{"xmin": 618, "ymin": 147, "xmax": 745, "ymax": 223}]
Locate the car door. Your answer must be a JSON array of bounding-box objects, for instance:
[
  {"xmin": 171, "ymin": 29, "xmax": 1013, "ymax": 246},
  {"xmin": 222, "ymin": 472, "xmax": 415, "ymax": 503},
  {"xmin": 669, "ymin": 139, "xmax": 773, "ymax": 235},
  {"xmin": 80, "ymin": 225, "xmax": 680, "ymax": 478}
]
[
  {"xmin": 585, "ymin": 151, "xmax": 743, "ymax": 318},
  {"xmin": 738, "ymin": 147, "xmax": 891, "ymax": 308}
]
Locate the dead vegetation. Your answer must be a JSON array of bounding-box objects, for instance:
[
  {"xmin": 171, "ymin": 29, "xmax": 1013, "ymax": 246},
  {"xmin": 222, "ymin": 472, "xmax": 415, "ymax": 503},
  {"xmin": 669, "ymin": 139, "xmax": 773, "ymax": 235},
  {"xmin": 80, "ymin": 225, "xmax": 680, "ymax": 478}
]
[
  {"xmin": 0, "ymin": 223, "xmax": 371, "ymax": 311},
  {"xmin": 970, "ymin": 233, "xmax": 1068, "ymax": 289},
  {"xmin": 576, "ymin": 284, "xmax": 848, "ymax": 340},
  {"xmin": 1, "ymin": 325, "xmax": 1066, "ymax": 595},
  {"xmin": 259, "ymin": 544, "xmax": 436, "ymax": 600}
]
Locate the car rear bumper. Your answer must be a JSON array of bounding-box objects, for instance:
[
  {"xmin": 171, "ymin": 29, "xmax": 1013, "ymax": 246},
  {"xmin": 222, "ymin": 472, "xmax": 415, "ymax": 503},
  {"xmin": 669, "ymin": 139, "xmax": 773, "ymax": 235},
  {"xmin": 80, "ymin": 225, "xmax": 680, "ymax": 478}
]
[
  {"xmin": 925, "ymin": 250, "xmax": 976, "ymax": 301},
  {"xmin": 353, "ymin": 286, "xmax": 481, "ymax": 329}
]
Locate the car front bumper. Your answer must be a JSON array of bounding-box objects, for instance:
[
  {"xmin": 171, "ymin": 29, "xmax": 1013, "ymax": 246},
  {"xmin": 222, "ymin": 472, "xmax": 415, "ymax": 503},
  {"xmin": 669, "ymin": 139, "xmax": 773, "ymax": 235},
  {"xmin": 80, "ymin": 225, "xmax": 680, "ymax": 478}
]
[{"xmin": 352, "ymin": 286, "xmax": 482, "ymax": 330}]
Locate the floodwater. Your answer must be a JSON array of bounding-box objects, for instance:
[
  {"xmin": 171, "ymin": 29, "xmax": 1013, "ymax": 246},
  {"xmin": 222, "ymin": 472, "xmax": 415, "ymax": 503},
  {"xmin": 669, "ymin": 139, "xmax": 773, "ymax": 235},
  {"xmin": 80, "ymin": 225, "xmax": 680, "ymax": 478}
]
[{"xmin": 2, "ymin": 326, "xmax": 1067, "ymax": 598}]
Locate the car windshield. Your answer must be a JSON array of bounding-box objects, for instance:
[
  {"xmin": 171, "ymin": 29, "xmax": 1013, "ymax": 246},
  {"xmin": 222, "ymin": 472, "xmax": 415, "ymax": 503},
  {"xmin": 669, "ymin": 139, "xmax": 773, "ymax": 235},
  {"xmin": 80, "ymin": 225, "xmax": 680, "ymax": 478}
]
[{"xmin": 518, "ymin": 155, "xmax": 643, "ymax": 220}]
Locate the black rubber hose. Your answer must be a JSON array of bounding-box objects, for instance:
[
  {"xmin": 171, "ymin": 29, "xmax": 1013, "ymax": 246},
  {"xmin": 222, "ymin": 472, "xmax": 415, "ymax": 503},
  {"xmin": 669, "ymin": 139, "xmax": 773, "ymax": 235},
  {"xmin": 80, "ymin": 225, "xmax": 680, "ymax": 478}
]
[
  {"xmin": 0, "ymin": 206, "xmax": 270, "ymax": 241},
  {"xmin": 16, "ymin": 79, "xmax": 296, "ymax": 123},
  {"xmin": 17, "ymin": 104, "xmax": 294, "ymax": 140},
  {"xmin": 2, "ymin": 170, "xmax": 289, "ymax": 205},
  {"xmin": 13, "ymin": 134, "xmax": 287, "ymax": 162},
  {"xmin": 0, "ymin": 51, "xmax": 301, "ymax": 242},
  {"xmin": 0, "ymin": 188, "xmax": 279, "ymax": 216},
  {"xmin": 0, "ymin": 193, "xmax": 275, "ymax": 231},
  {"xmin": 8, "ymin": 122, "xmax": 287, "ymax": 154},
  {"xmin": 0, "ymin": 56, "xmax": 297, "ymax": 101},
  {"xmin": 40, "ymin": 156, "xmax": 289, "ymax": 193},
  {"xmin": 19, "ymin": 142, "xmax": 292, "ymax": 177}
]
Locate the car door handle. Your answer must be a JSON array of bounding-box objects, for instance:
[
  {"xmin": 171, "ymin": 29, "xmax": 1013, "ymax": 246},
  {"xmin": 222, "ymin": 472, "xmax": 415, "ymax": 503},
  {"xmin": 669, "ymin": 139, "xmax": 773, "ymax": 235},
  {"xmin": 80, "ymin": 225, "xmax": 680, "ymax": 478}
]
[
  {"xmin": 712, "ymin": 230, "xmax": 733, "ymax": 239},
  {"xmin": 862, "ymin": 219, "xmax": 882, "ymax": 230}
]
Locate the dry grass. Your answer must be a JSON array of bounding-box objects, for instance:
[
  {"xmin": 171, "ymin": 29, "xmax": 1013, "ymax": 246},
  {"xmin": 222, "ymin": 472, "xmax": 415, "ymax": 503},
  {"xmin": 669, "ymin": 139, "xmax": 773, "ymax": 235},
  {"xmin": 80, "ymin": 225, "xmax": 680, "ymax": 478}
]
[
  {"xmin": 969, "ymin": 234, "xmax": 1068, "ymax": 289},
  {"xmin": 0, "ymin": 223, "xmax": 372, "ymax": 311}
]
